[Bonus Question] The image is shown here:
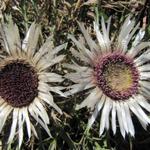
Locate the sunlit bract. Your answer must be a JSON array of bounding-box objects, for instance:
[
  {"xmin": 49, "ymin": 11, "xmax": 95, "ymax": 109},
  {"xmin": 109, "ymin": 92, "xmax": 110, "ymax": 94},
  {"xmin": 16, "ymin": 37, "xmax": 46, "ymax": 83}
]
[
  {"xmin": 65, "ymin": 16, "xmax": 150, "ymax": 137},
  {"xmin": 0, "ymin": 16, "xmax": 66, "ymax": 148}
]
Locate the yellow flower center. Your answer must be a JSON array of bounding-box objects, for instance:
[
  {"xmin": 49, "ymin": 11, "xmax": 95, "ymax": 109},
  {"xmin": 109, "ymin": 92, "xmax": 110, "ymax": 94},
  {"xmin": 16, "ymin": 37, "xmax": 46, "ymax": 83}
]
[{"xmin": 104, "ymin": 63, "xmax": 133, "ymax": 92}]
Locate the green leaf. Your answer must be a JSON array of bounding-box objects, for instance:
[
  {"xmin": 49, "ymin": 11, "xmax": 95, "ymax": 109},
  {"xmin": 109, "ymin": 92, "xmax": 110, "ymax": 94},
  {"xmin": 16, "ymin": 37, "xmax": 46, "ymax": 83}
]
[{"xmin": 48, "ymin": 139, "xmax": 57, "ymax": 150}]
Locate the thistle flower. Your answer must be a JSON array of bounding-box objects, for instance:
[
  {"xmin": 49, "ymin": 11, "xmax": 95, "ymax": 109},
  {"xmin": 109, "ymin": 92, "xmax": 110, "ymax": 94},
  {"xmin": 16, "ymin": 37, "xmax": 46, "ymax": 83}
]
[
  {"xmin": 65, "ymin": 16, "xmax": 150, "ymax": 137},
  {"xmin": 0, "ymin": 16, "xmax": 66, "ymax": 148}
]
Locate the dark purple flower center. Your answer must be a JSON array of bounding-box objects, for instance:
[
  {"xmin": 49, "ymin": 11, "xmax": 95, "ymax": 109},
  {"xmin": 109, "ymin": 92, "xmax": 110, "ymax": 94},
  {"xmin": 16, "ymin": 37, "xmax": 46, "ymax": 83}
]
[
  {"xmin": 0, "ymin": 60, "xmax": 38, "ymax": 107},
  {"xmin": 94, "ymin": 52, "xmax": 139, "ymax": 100}
]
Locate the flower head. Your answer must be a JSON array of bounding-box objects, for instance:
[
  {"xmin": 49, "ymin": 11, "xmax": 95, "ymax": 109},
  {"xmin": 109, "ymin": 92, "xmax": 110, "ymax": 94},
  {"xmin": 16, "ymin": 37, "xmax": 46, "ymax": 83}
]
[
  {"xmin": 65, "ymin": 16, "xmax": 150, "ymax": 137},
  {"xmin": 0, "ymin": 16, "xmax": 66, "ymax": 148}
]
